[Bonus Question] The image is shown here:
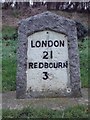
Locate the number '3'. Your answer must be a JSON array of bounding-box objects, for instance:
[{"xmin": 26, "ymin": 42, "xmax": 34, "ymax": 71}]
[{"xmin": 43, "ymin": 72, "xmax": 49, "ymax": 80}]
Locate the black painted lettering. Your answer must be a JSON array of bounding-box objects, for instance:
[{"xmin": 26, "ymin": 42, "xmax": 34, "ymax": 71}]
[
  {"xmin": 34, "ymin": 62, "xmax": 38, "ymax": 68},
  {"xmin": 66, "ymin": 61, "xmax": 68, "ymax": 68},
  {"xmin": 49, "ymin": 63, "xmax": 53, "ymax": 68},
  {"xmin": 58, "ymin": 62, "xmax": 62, "ymax": 68},
  {"xmin": 39, "ymin": 62, "xmax": 43, "ymax": 68},
  {"xmin": 36, "ymin": 41, "xmax": 41, "ymax": 47},
  {"xmin": 43, "ymin": 51, "xmax": 48, "ymax": 59},
  {"xmin": 43, "ymin": 51, "xmax": 53, "ymax": 59},
  {"xmin": 44, "ymin": 62, "xmax": 48, "ymax": 68},
  {"xmin": 50, "ymin": 51, "xmax": 53, "ymax": 59},
  {"xmin": 43, "ymin": 72, "xmax": 48, "ymax": 80},
  {"xmin": 42, "ymin": 41, "xmax": 47, "ymax": 47},
  {"xmin": 48, "ymin": 40, "xmax": 53, "ymax": 47},
  {"xmin": 54, "ymin": 40, "xmax": 59, "ymax": 47},
  {"xmin": 63, "ymin": 61, "xmax": 68, "ymax": 68},
  {"xmin": 53, "ymin": 62, "xmax": 57, "ymax": 68},
  {"xmin": 29, "ymin": 62, "xmax": 33, "ymax": 69},
  {"xmin": 60, "ymin": 40, "xmax": 64, "ymax": 47},
  {"xmin": 31, "ymin": 41, "xmax": 35, "ymax": 48},
  {"xmin": 31, "ymin": 40, "xmax": 65, "ymax": 48}
]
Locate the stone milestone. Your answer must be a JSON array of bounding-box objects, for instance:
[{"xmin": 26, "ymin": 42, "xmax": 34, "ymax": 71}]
[{"xmin": 16, "ymin": 11, "xmax": 81, "ymax": 98}]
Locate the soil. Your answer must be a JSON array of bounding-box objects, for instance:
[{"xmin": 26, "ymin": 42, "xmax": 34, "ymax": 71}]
[
  {"xmin": 2, "ymin": 7, "xmax": 47, "ymax": 27},
  {"xmin": 2, "ymin": 88, "xmax": 88, "ymax": 110},
  {"xmin": 2, "ymin": 7, "xmax": 89, "ymax": 28}
]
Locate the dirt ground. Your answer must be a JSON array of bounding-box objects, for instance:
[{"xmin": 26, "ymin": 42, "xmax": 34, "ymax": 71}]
[
  {"xmin": 2, "ymin": 88, "xmax": 88, "ymax": 110},
  {"xmin": 2, "ymin": 7, "xmax": 89, "ymax": 28},
  {"xmin": 2, "ymin": 7, "xmax": 47, "ymax": 27}
]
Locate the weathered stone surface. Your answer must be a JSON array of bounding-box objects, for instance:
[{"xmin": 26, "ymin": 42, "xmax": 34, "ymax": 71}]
[{"xmin": 16, "ymin": 11, "xmax": 81, "ymax": 98}]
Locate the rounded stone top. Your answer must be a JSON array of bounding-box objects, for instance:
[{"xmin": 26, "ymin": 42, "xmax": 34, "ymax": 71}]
[
  {"xmin": 19, "ymin": 11, "xmax": 75, "ymax": 25},
  {"xmin": 18, "ymin": 11, "xmax": 76, "ymax": 36}
]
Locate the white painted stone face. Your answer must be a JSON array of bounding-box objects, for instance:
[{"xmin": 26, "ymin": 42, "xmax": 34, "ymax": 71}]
[{"xmin": 27, "ymin": 30, "xmax": 70, "ymax": 92}]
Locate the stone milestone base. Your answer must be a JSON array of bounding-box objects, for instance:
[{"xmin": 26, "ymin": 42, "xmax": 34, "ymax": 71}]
[
  {"xmin": 16, "ymin": 86, "xmax": 82, "ymax": 99},
  {"xmin": 26, "ymin": 89, "xmax": 82, "ymax": 98},
  {"xmin": 3, "ymin": 89, "xmax": 88, "ymax": 109}
]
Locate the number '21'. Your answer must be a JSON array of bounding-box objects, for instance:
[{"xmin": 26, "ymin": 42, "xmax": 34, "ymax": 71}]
[{"xmin": 43, "ymin": 51, "xmax": 53, "ymax": 59}]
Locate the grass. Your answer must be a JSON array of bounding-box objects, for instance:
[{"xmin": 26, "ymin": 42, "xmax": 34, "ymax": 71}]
[
  {"xmin": 78, "ymin": 37, "xmax": 88, "ymax": 87},
  {"xmin": 2, "ymin": 26, "xmax": 17, "ymax": 40},
  {"xmin": 0, "ymin": 32, "xmax": 2, "ymax": 92},
  {"xmin": 1, "ymin": 25, "xmax": 89, "ymax": 92},
  {"xmin": 2, "ymin": 26, "xmax": 17, "ymax": 91},
  {"xmin": 2, "ymin": 105, "xmax": 89, "ymax": 118},
  {"xmin": 0, "ymin": 109, "xmax": 2, "ymax": 120}
]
